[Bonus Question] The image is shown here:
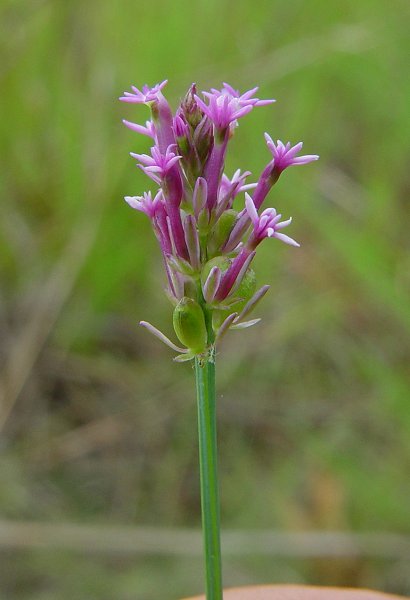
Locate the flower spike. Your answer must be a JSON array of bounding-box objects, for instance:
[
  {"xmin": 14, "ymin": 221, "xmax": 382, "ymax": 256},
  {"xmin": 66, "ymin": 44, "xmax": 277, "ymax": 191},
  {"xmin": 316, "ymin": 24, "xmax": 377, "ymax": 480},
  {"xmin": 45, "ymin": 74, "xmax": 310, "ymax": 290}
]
[{"xmin": 121, "ymin": 80, "xmax": 317, "ymax": 359}]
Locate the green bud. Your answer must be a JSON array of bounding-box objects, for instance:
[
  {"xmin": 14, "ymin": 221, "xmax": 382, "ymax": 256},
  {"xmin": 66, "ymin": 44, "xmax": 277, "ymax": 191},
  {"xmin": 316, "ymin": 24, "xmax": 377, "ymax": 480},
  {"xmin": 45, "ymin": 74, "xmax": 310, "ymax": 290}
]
[
  {"xmin": 197, "ymin": 209, "xmax": 210, "ymax": 235},
  {"xmin": 177, "ymin": 136, "xmax": 190, "ymax": 157},
  {"xmin": 200, "ymin": 256, "xmax": 230, "ymax": 288},
  {"xmin": 173, "ymin": 297, "xmax": 207, "ymax": 355},
  {"xmin": 201, "ymin": 256, "xmax": 257, "ymax": 332},
  {"xmin": 235, "ymin": 267, "xmax": 256, "ymax": 312},
  {"xmin": 210, "ymin": 267, "xmax": 256, "ymax": 329},
  {"xmin": 212, "ymin": 309, "xmax": 226, "ymax": 330},
  {"xmin": 181, "ymin": 84, "xmax": 203, "ymax": 129},
  {"xmin": 208, "ymin": 210, "xmax": 238, "ymax": 256}
]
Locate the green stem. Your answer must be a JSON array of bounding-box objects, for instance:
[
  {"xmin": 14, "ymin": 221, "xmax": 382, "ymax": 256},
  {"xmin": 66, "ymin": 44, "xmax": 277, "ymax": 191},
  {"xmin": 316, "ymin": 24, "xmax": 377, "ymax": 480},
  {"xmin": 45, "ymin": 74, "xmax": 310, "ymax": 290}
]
[{"xmin": 195, "ymin": 344, "xmax": 223, "ymax": 600}]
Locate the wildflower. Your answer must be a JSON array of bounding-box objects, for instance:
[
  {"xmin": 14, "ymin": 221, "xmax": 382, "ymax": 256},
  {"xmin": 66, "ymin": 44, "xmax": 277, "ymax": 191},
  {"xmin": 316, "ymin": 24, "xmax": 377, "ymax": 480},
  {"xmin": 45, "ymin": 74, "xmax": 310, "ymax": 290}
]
[
  {"xmin": 245, "ymin": 193, "xmax": 299, "ymax": 248},
  {"xmin": 119, "ymin": 80, "xmax": 168, "ymax": 104},
  {"xmin": 122, "ymin": 119, "xmax": 156, "ymax": 138},
  {"xmin": 131, "ymin": 144, "xmax": 182, "ymax": 184},
  {"xmin": 194, "ymin": 92, "xmax": 254, "ymax": 133},
  {"xmin": 120, "ymin": 81, "xmax": 318, "ymax": 359},
  {"xmin": 209, "ymin": 83, "xmax": 276, "ymax": 108},
  {"xmin": 222, "ymin": 135, "xmax": 318, "ymax": 252},
  {"xmin": 265, "ymin": 134, "xmax": 319, "ymax": 175},
  {"xmin": 124, "ymin": 190, "xmax": 163, "ymax": 219}
]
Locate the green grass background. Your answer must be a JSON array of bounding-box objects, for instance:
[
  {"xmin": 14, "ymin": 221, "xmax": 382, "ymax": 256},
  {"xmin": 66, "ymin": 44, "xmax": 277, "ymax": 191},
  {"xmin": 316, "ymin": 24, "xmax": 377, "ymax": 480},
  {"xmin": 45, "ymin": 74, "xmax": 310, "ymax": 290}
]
[{"xmin": 1, "ymin": 0, "xmax": 409, "ymax": 598}]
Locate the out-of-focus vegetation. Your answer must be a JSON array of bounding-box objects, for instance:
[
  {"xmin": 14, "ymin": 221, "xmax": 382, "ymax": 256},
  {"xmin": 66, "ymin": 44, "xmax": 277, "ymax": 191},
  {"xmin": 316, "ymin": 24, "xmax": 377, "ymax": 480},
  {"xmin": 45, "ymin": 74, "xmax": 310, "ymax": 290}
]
[{"xmin": 1, "ymin": 0, "xmax": 409, "ymax": 598}]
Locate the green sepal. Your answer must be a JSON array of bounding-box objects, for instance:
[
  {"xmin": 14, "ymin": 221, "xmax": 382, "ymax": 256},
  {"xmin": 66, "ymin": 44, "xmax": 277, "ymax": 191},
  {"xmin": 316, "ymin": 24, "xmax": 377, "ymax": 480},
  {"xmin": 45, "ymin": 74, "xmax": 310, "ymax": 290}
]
[{"xmin": 174, "ymin": 351, "xmax": 195, "ymax": 362}]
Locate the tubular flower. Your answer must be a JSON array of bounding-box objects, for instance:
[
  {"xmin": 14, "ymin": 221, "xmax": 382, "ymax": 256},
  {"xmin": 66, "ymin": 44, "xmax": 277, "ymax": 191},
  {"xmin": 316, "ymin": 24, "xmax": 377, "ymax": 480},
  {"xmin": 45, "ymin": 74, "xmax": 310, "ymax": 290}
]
[
  {"xmin": 120, "ymin": 81, "xmax": 318, "ymax": 360},
  {"xmin": 119, "ymin": 80, "xmax": 168, "ymax": 104},
  {"xmin": 124, "ymin": 190, "xmax": 163, "ymax": 219},
  {"xmin": 122, "ymin": 119, "xmax": 156, "ymax": 138},
  {"xmin": 245, "ymin": 194, "xmax": 299, "ymax": 248},
  {"xmin": 131, "ymin": 144, "xmax": 182, "ymax": 186},
  {"xmin": 194, "ymin": 92, "xmax": 254, "ymax": 133},
  {"xmin": 209, "ymin": 83, "xmax": 276, "ymax": 108},
  {"xmin": 265, "ymin": 134, "xmax": 319, "ymax": 174}
]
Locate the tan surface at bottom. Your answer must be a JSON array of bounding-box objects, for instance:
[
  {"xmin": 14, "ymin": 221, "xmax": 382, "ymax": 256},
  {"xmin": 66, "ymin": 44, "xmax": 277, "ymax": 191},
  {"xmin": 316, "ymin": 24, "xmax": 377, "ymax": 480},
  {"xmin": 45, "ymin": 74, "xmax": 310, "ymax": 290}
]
[{"xmin": 183, "ymin": 584, "xmax": 407, "ymax": 599}]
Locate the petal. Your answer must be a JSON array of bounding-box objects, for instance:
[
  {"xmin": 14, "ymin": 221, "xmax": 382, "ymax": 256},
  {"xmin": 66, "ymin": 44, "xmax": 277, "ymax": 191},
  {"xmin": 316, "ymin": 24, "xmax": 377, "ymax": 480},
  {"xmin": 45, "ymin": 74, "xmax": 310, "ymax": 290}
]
[
  {"xmin": 274, "ymin": 232, "xmax": 300, "ymax": 247},
  {"xmin": 124, "ymin": 196, "xmax": 143, "ymax": 211},
  {"xmin": 254, "ymin": 98, "xmax": 276, "ymax": 106},
  {"xmin": 245, "ymin": 193, "xmax": 259, "ymax": 226},
  {"xmin": 275, "ymin": 217, "xmax": 292, "ymax": 230},
  {"xmin": 291, "ymin": 154, "xmax": 319, "ymax": 164},
  {"xmin": 203, "ymin": 266, "xmax": 222, "ymax": 303},
  {"xmin": 286, "ymin": 141, "xmax": 304, "ymax": 157}
]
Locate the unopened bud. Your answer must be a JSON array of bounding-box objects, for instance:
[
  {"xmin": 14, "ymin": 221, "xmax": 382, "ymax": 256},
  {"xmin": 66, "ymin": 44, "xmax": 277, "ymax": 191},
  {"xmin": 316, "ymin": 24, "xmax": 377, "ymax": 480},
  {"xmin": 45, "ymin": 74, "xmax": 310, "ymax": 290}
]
[
  {"xmin": 193, "ymin": 115, "xmax": 213, "ymax": 165},
  {"xmin": 208, "ymin": 209, "xmax": 237, "ymax": 256},
  {"xmin": 174, "ymin": 114, "xmax": 190, "ymax": 156},
  {"xmin": 234, "ymin": 267, "xmax": 256, "ymax": 312},
  {"xmin": 181, "ymin": 84, "xmax": 203, "ymax": 129},
  {"xmin": 192, "ymin": 177, "xmax": 208, "ymax": 218},
  {"xmin": 201, "ymin": 256, "xmax": 230, "ymax": 288},
  {"xmin": 173, "ymin": 297, "xmax": 207, "ymax": 355}
]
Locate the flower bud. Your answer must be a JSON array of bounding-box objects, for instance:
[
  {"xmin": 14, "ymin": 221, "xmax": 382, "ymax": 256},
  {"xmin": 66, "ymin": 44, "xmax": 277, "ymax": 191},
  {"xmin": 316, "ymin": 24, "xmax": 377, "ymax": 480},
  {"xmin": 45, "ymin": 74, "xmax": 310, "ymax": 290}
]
[
  {"xmin": 211, "ymin": 266, "xmax": 256, "ymax": 330},
  {"xmin": 202, "ymin": 254, "xmax": 255, "ymax": 307},
  {"xmin": 201, "ymin": 256, "xmax": 230, "ymax": 288},
  {"xmin": 234, "ymin": 266, "xmax": 256, "ymax": 311},
  {"xmin": 208, "ymin": 209, "xmax": 237, "ymax": 256},
  {"xmin": 181, "ymin": 84, "xmax": 203, "ymax": 129},
  {"xmin": 174, "ymin": 114, "xmax": 190, "ymax": 157},
  {"xmin": 192, "ymin": 177, "xmax": 208, "ymax": 218},
  {"xmin": 193, "ymin": 115, "xmax": 213, "ymax": 165},
  {"xmin": 173, "ymin": 297, "xmax": 207, "ymax": 355}
]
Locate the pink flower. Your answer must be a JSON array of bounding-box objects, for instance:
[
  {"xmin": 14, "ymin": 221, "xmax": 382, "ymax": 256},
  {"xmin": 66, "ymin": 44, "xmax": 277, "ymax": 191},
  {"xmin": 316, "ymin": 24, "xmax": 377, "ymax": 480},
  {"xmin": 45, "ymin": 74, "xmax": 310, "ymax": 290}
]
[
  {"xmin": 210, "ymin": 83, "xmax": 275, "ymax": 108},
  {"xmin": 215, "ymin": 170, "xmax": 256, "ymax": 217},
  {"xmin": 122, "ymin": 119, "xmax": 156, "ymax": 138},
  {"xmin": 264, "ymin": 134, "xmax": 319, "ymax": 173},
  {"xmin": 130, "ymin": 144, "xmax": 181, "ymax": 184},
  {"xmin": 195, "ymin": 84, "xmax": 275, "ymax": 132},
  {"xmin": 119, "ymin": 80, "xmax": 168, "ymax": 104},
  {"xmin": 219, "ymin": 169, "xmax": 256, "ymax": 198},
  {"xmin": 194, "ymin": 92, "xmax": 254, "ymax": 131},
  {"xmin": 245, "ymin": 193, "xmax": 300, "ymax": 248},
  {"xmin": 124, "ymin": 190, "xmax": 163, "ymax": 219}
]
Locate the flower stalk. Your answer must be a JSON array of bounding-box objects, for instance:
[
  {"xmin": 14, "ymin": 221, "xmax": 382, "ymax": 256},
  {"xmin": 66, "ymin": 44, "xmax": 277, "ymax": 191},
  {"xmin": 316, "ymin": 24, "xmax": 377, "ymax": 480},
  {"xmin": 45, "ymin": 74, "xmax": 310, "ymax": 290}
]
[{"xmin": 195, "ymin": 334, "xmax": 222, "ymax": 599}]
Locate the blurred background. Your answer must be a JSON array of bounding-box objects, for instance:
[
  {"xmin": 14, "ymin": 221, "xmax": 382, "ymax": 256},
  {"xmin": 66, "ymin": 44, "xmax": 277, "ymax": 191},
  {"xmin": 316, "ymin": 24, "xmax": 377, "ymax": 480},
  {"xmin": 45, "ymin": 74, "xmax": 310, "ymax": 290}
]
[{"xmin": 1, "ymin": 0, "xmax": 409, "ymax": 598}]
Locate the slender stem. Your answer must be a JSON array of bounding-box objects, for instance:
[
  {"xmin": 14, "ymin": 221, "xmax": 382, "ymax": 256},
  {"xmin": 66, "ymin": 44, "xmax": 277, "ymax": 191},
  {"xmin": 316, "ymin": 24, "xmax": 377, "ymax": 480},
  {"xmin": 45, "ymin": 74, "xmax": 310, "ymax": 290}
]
[{"xmin": 195, "ymin": 342, "xmax": 223, "ymax": 600}]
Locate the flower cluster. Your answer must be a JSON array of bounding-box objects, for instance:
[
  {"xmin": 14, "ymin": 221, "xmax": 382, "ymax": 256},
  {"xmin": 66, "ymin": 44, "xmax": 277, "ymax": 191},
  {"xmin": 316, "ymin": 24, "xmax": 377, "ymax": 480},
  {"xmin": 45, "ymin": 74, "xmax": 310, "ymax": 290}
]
[{"xmin": 120, "ymin": 81, "xmax": 318, "ymax": 361}]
